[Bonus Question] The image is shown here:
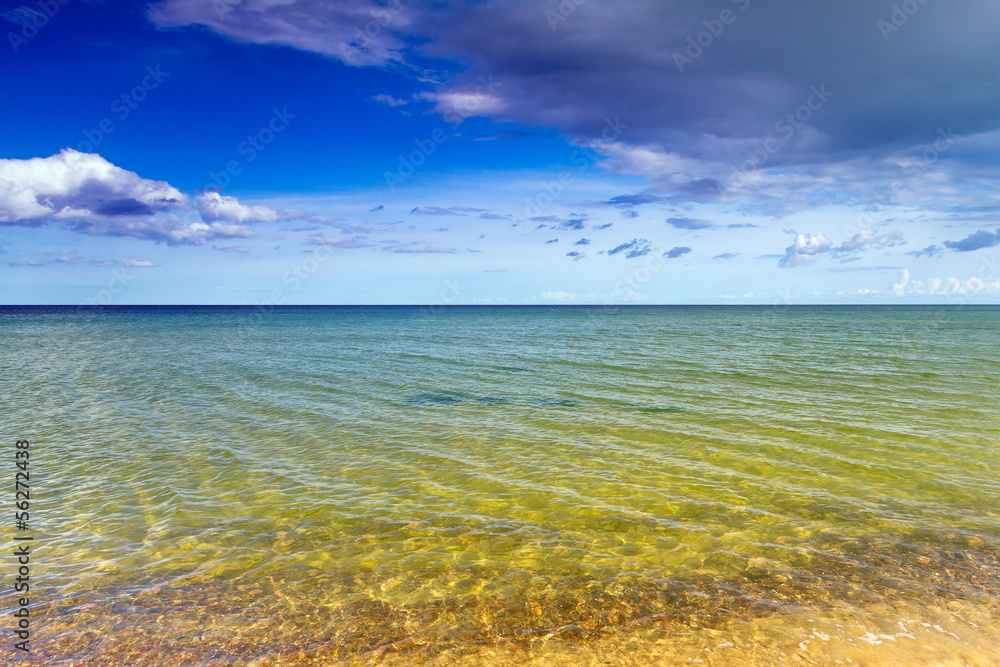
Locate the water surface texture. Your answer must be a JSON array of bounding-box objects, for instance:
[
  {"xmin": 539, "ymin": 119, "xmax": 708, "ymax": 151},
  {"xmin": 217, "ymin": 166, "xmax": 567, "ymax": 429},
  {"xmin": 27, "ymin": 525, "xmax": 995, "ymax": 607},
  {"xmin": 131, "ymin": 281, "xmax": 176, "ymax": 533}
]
[{"xmin": 3, "ymin": 306, "xmax": 999, "ymax": 665}]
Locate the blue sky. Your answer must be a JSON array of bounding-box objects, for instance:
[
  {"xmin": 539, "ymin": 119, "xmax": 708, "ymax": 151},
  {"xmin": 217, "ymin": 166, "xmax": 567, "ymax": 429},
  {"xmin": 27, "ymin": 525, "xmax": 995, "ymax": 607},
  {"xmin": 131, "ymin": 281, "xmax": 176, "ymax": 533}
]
[{"xmin": 2, "ymin": 0, "xmax": 999, "ymax": 305}]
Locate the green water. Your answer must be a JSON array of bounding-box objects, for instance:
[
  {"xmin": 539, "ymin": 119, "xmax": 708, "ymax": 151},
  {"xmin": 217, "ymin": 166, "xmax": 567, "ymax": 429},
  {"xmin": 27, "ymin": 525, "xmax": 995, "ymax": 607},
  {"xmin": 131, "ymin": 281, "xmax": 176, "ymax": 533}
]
[{"xmin": 3, "ymin": 306, "xmax": 999, "ymax": 665}]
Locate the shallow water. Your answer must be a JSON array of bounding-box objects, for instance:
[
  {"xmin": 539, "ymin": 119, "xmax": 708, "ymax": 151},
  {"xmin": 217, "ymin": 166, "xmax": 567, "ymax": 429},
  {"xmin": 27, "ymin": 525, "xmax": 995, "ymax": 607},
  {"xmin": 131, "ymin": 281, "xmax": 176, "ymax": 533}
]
[{"xmin": 3, "ymin": 305, "xmax": 999, "ymax": 665}]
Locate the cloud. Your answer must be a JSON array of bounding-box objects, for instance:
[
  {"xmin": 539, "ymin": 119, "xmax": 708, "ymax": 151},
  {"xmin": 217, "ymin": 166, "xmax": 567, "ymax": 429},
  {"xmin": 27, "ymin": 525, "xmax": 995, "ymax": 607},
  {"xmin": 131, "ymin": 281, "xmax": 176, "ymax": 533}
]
[
  {"xmin": 909, "ymin": 244, "xmax": 944, "ymax": 257},
  {"xmin": 383, "ymin": 241, "xmax": 456, "ymax": 253},
  {"xmin": 604, "ymin": 193, "xmax": 669, "ymax": 207},
  {"xmin": 370, "ymin": 204, "xmax": 385, "ymax": 212},
  {"xmin": 416, "ymin": 89, "xmax": 506, "ymax": 123},
  {"xmin": 538, "ymin": 289, "xmax": 646, "ymax": 303},
  {"xmin": 7, "ymin": 252, "xmax": 157, "ymax": 267},
  {"xmin": 834, "ymin": 229, "xmax": 905, "ymax": 256},
  {"xmin": 146, "ymin": 0, "xmax": 1000, "ymax": 213},
  {"xmin": 666, "ymin": 217, "xmax": 714, "ymax": 230},
  {"xmin": 565, "ymin": 251, "xmax": 584, "ymax": 261},
  {"xmin": 373, "ymin": 94, "xmax": 408, "ymax": 107},
  {"xmin": 474, "ymin": 130, "xmax": 557, "ymax": 141},
  {"xmin": 713, "ymin": 252, "xmax": 739, "ymax": 260},
  {"xmin": 307, "ymin": 236, "xmax": 371, "ymax": 249},
  {"xmin": 608, "ymin": 238, "xmax": 652, "ymax": 259},
  {"xmin": 0, "ymin": 149, "xmax": 334, "ymax": 246},
  {"xmin": 212, "ymin": 245, "xmax": 249, "ymax": 253},
  {"xmin": 545, "ymin": 239, "xmax": 558, "ymax": 244},
  {"xmin": 410, "ymin": 206, "xmax": 485, "ymax": 216},
  {"xmin": 148, "ymin": 0, "xmax": 410, "ymax": 67},
  {"xmin": 0, "ymin": 148, "xmax": 184, "ymax": 225},
  {"xmin": 944, "ymin": 228, "xmax": 1000, "ymax": 252},
  {"xmin": 531, "ymin": 215, "xmax": 586, "ymax": 230},
  {"xmin": 780, "ymin": 232, "xmax": 832, "ymax": 268},
  {"xmin": 195, "ymin": 192, "xmax": 288, "ymax": 224},
  {"xmin": 892, "ymin": 270, "xmax": 1000, "ymax": 297},
  {"xmin": 664, "ymin": 246, "xmax": 692, "ymax": 259},
  {"xmin": 593, "ymin": 223, "xmax": 613, "ymax": 230},
  {"xmin": 74, "ymin": 216, "xmax": 255, "ymax": 245},
  {"xmin": 574, "ymin": 238, "xmax": 590, "ymax": 246}
]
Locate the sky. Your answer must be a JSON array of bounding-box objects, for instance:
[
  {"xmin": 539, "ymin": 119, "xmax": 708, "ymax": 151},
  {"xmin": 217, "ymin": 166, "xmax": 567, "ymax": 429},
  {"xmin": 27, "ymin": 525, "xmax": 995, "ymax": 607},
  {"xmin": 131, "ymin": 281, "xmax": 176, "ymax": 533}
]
[{"xmin": 1, "ymin": 0, "xmax": 1000, "ymax": 305}]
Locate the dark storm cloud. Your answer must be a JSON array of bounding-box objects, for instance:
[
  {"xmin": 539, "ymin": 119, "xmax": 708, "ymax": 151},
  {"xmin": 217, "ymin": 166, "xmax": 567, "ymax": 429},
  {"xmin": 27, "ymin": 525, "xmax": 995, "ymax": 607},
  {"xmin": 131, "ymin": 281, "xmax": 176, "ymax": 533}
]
[
  {"xmin": 417, "ymin": 1, "xmax": 1000, "ymax": 155},
  {"xmin": 152, "ymin": 0, "xmax": 1000, "ymax": 208}
]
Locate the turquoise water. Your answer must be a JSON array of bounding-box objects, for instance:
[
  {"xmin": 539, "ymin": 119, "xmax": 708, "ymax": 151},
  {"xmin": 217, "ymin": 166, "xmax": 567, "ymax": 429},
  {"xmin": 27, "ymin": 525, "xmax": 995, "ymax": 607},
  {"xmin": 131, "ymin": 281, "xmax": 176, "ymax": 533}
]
[{"xmin": 2, "ymin": 305, "xmax": 999, "ymax": 665}]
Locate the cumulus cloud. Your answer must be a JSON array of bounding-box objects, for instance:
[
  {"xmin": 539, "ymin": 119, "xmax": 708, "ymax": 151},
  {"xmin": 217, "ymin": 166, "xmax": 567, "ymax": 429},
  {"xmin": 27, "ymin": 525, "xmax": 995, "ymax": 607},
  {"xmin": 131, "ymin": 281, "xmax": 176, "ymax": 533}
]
[
  {"xmin": 664, "ymin": 246, "xmax": 692, "ymax": 259},
  {"xmin": 196, "ymin": 192, "xmax": 286, "ymax": 224},
  {"xmin": 780, "ymin": 232, "xmax": 833, "ymax": 268},
  {"xmin": 892, "ymin": 270, "xmax": 1000, "ymax": 297},
  {"xmin": 0, "ymin": 150, "xmax": 326, "ymax": 246},
  {"xmin": 0, "ymin": 148, "xmax": 184, "ymax": 224},
  {"xmin": 539, "ymin": 289, "xmax": 646, "ymax": 303},
  {"xmin": 834, "ymin": 229, "xmax": 905, "ymax": 257}
]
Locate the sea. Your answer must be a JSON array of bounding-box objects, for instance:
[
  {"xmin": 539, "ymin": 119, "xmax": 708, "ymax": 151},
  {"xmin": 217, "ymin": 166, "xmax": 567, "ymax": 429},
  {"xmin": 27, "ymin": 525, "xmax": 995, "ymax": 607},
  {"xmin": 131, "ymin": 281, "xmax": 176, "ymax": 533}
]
[{"xmin": 2, "ymin": 305, "xmax": 999, "ymax": 665}]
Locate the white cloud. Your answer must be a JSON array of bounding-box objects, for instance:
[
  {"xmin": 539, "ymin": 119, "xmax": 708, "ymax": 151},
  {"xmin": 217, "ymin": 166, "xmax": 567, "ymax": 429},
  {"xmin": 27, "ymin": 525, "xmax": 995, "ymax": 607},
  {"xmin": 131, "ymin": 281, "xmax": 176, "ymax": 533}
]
[
  {"xmin": 892, "ymin": 270, "xmax": 1000, "ymax": 297},
  {"xmin": 196, "ymin": 192, "xmax": 284, "ymax": 224},
  {"xmin": 0, "ymin": 150, "xmax": 327, "ymax": 246},
  {"xmin": 0, "ymin": 149, "xmax": 185, "ymax": 224},
  {"xmin": 416, "ymin": 90, "xmax": 506, "ymax": 123},
  {"xmin": 780, "ymin": 231, "xmax": 832, "ymax": 268},
  {"xmin": 537, "ymin": 289, "xmax": 647, "ymax": 302},
  {"xmin": 836, "ymin": 229, "xmax": 904, "ymax": 255},
  {"xmin": 7, "ymin": 252, "xmax": 158, "ymax": 268}
]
